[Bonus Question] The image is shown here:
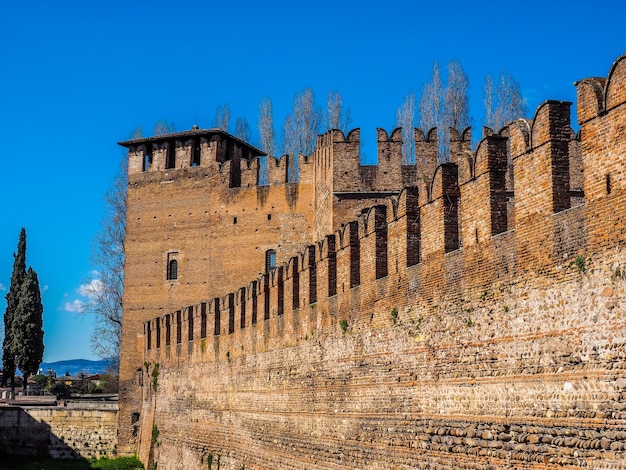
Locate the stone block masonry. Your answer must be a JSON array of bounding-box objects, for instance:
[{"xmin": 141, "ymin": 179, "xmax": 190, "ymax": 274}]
[
  {"xmin": 125, "ymin": 54, "xmax": 626, "ymax": 469},
  {"xmin": 0, "ymin": 404, "xmax": 118, "ymax": 459}
]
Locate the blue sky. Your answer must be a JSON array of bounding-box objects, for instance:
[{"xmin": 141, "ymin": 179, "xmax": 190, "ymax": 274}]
[{"xmin": 1, "ymin": 1, "xmax": 624, "ymax": 362}]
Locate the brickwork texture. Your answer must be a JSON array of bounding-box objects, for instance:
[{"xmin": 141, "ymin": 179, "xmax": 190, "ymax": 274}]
[{"xmin": 120, "ymin": 54, "xmax": 626, "ymax": 469}]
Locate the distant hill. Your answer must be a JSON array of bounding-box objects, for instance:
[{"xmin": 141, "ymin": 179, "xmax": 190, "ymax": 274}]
[{"xmin": 39, "ymin": 359, "xmax": 114, "ymax": 376}]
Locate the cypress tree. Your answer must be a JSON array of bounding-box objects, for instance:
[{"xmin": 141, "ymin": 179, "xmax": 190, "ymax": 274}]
[
  {"xmin": 2, "ymin": 228, "xmax": 26, "ymax": 387},
  {"xmin": 13, "ymin": 267, "xmax": 44, "ymax": 391}
]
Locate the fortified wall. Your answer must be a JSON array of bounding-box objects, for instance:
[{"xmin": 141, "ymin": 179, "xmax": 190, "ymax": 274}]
[{"xmin": 123, "ymin": 55, "xmax": 626, "ymax": 469}]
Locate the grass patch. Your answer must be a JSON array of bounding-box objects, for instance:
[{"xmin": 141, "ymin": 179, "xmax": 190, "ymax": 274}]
[
  {"xmin": 92, "ymin": 457, "xmax": 144, "ymax": 469},
  {"xmin": 0, "ymin": 456, "xmax": 143, "ymax": 470}
]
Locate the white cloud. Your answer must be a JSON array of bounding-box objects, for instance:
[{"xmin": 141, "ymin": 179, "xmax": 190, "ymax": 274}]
[
  {"xmin": 64, "ymin": 299, "xmax": 88, "ymax": 313},
  {"xmin": 78, "ymin": 279, "xmax": 104, "ymax": 300},
  {"xmin": 0, "ymin": 283, "xmax": 5, "ymax": 291},
  {"xmin": 62, "ymin": 276, "xmax": 104, "ymax": 314},
  {"xmin": 42, "ymin": 285, "xmax": 48, "ymax": 292}
]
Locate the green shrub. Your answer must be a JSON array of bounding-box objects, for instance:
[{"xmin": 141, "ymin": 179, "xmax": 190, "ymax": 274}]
[
  {"xmin": 572, "ymin": 255, "xmax": 587, "ymax": 273},
  {"xmin": 151, "ymin": 363, "xmax": 160, "ymax": 392},
  {"xmin": 391, "ymin": 307, "xmax": 398, "ymax": 324},
  {"xmin": 151, "ymin": 424, "xmax": 159, "ymax": 446}
]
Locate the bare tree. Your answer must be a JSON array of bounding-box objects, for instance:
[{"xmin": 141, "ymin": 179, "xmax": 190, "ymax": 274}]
[
  {"xmin": 85, "ymin": 157, "xmax": 127, "ymax": 367},
  {"xmin": 445, "ymin": 59, "xmax": 471, "ymax": 132},
  {"xmin": 419, "ymin": 60, "xmax": 471, "ymax": 162},
  {"xmin": 326, "ymin": 90, "xmax": 351, "ymax": 133},
  {"xmin": 153, "ymin": 120, "xmax": 175, "ymax": 136},
  {"xmin": 257, "ymin": 97, "xmax": 276, "ymax": 186},
  {"xmin": 129, "ymin": 127, "xmax": 142, "ymax": 139},
  {"xmin": 281, "ymin": 114, "xmax": 298, "ymax": 157},
  {"xmin": 484, "ymin": 72, "xmax": 526, "ymax": 131},
  {"xmin": 396, "ymin": 92, "xmax": 415, "ymax": 164},
  {"xmin": 214, "ymin": 104, "xmax": 231, "ymax": 131},
  {"xmin": 258, "ymin": 97, "xmax": 276, "ymax": 157},
  {"xmin": 281, "ymin": 88, "xmax": 322, "ymax": 181},
  {"xmin": 291, "ymin": 88, "xmax": 322, "ymax": 156},
  {"xmin": 235, "ymin": 117, "xmax": 252, "ymax": 142},
  {"xmin": 419, "ymin": 61, "xmax": 445, "ymax": 160}
]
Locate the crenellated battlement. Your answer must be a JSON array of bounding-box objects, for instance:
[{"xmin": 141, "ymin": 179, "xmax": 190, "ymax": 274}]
[
  {"xmin": 142, "ymin": 51, "xmax": 626, "ymax": 378},
  {"xmin": 120, "ymin": 128, "xmax": 316, "ymax": 189},
  {"xmin": 121, "ymin": 54, "xmax": 626, "ymax": 469}
]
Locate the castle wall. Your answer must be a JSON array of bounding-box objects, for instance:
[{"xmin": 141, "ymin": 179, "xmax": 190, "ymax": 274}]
[{"xmin": 124, "ymin": 55, "xmax": 626, "ymax": 469}]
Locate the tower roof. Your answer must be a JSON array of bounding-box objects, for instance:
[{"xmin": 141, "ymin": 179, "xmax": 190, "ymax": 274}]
[{"xmin": 118, "ymin": 128, "xmax": 266, "ymax": 158}]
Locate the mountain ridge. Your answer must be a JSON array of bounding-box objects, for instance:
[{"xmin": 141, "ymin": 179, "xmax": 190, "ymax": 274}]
[{"xmin": 40, "ymin": 359, "xmax": 115, "ymax": 376}]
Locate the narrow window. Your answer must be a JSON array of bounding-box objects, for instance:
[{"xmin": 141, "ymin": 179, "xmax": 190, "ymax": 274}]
[
  {"xmin": 228, "ymin": 143, "xmax": 241, "ymax": 188},
  {"xmin": 131, "ymin": 412, "xmax": 140, "ymax": 438},
  {"xmin": 191, "ymin": 138, "xmax": 201, "ymax": 166},
  {"xmin": 188, "ymin": 306, "xmax": 194, "ymax": 341},
  {"xmin": 265, "ymin": 249, "xmax": 276, "ymax": 272},
  {"xmin": 166, "ymin": 141, "xmax": 176, "ymax": 169},
  {"xmin": 165, "ymin": 314, "xmax": 171, "ymax": 346},
  {"xmin": 292, "ymin": 257, "xmax": 300, "ymax": 310},
  {"xmin": 214, "ymin": 298, "xmax": 221, "ymax": 336},
  {"xmin": 349, "ymin": 222, "xmax": 360, "ymax": 287},
  {"xmin": 240, "ymin": 290, "xmax": 246, "ymax": 329},
  {"xmin": 168, "ymin": 260, "xmax": 178, "ymax": 280},
  {"xmin": 309, "ymin": 245, "xmax": 317, "ymax": 304},
  {"xmin": 176, "ymin": 310, "xmax": 182, "ymax": 344},
  {"xmin": 607, "ymin": 174, "xmax": 612, "ymax": 194},
  {"xmin": 327, "ymin": 236, "xmax": 337, "ymax": 297},
  {"xmin": 167, "ymin": 252, "xmax": 179, "ymax": 280},
  {"xmin": 228, "ymin": 293, "xmax": 235, "ymax": 334},
  {"xmin": 267, "ymin": 214, "xmax": 272, "ymax": 220},
  {"xmin": 405, "ymin": 188, "xmax": 420, "ymax": 267},
  {"xmin": 264, "ymin": 275, "xmax": 270, "ymax": 321},
  {"xmin": 277, "ymin": 267, "xmax": 284, "ymax": 316},
  {"xmin": 155, "ymin": 318, "xmax": 161, "ymax": 349},
  {"xmin": 375, "ymin": 206, "xmax": 388, "ymax": 279},
  {"xmin": 200, "ymin": 303, "xmax": 207, "ymax": 339},
  {"xmin": 146, "ymin": 321, "xmax": 152, "ymax": 350},
  {"xmin": 444, "ymin": 193, "xmax": 460, "ymax": 252},
  {"xmin": 143, "ymin": 154, "xmax": 153, "ymax": 172},
  {"xmin": 251, "ymin": 281, "xmax": 258, "ymax": 324},
  {"xmin": 142, "ymin": 144, "xmax": 153, "ymax": 172},
  {"xmin": 233, "ymin": 217, "xmax": 237, "ymax": 224}
]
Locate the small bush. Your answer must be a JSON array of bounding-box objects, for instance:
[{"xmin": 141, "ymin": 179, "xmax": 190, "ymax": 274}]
[
  {"xmin": 151, "ymin": 363, "xmax": 160, "ymax": 391},
  {"xmin": 572, "ymin": 255, "xmax": 587, "ymax": 273},
  {"xmin": 151, "ymin": 424, "xmax": 159, "ymax": 446},
  {"xmin": 391, "ymin": 307, "xmax": 398, "ymax": 324},
  {"xmin": 340, "ymin": 319, "xmax": 349, "ymax": 333}
]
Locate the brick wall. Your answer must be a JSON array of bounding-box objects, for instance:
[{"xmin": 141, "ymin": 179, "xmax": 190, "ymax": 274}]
[
  {"xmin": 118, "ymin": 133, "xmax": 316, "ymax": 452},
  {"xmin": 125, "ymin": 55, "xmax": 626, "ymax": 469}
]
